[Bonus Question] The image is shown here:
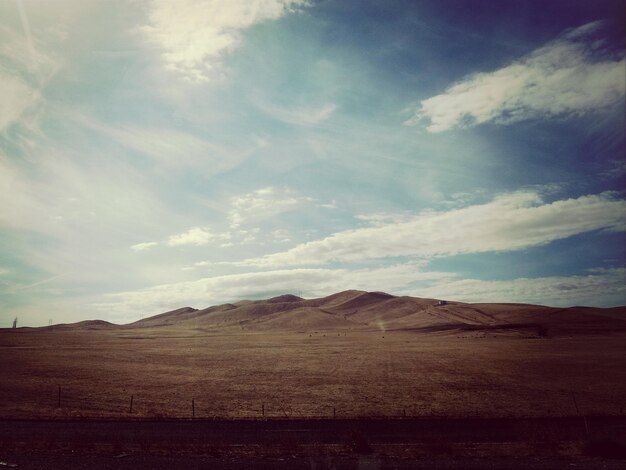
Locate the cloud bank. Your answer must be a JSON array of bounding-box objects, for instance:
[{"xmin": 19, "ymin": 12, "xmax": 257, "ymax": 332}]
[
  {"xmin": 407, "ymin": 21, "xmax": 625, "ymax": 132},
  {"xmin": 236, "ymin": 191, "xmax": 626, "ymax": 267},
  {"xmin": 414, "ymin": 268, "xmax": 625, "ymax": 307},
  {"xmin": 94, "ymin": 262, "xmax": 448, "ymax": 320},
  {"xmin": 96, "ymin": 264, "xmax": 625, "ymax": 322}
]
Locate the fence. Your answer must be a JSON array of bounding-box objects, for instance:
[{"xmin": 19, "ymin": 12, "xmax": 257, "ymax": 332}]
[{"xmin": 1, "ymin": 384, "xmax": 607, "ymax": 424}]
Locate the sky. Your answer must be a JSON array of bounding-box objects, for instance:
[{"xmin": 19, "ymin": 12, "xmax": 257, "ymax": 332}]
[{"xmin": 1, "ymin": 0, "xmax": 625, "ymax": 326}]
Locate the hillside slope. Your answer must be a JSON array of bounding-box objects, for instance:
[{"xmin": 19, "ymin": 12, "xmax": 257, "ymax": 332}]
[{"xmin": 56, "ymin": 290, "xmax": 626, "ymax": 336}]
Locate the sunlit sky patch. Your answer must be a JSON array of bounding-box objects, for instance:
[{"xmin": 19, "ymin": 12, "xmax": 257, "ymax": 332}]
[{"xmin": 1, "ymin": 0, "xmax": 624, "ymax": 326}]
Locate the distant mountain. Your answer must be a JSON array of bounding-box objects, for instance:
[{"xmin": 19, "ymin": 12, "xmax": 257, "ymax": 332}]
[
  {"xmin": 42, "ymin": 290, "xmax": 626, "ymax": 336},
  {"xmin": 52, "ymin": 319, "xmax": 117, "ymax": 330}
]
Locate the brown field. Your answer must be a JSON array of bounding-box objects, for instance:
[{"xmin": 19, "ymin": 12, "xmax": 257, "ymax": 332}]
[{"xmin": 1, "ymin": 290, "xmax": 625, "ymax": 420}]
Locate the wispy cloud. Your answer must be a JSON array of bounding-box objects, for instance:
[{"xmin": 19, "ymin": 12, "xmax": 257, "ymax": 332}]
[
  {"xmin": 0, "ymin": 0, "xmax": 71, "ymax": 136},
  {"xmin": 256, "ymin": 100, "xmax": 337, "ymax": 126},
  {"xmin": 235, "ymin": 191, "xmax": 626, "ymax": 267},
  {"xmin": 0, "ymin": 74, "xmax": 39, "ymax": 132},
  {"xmin": 0, "ymin": 149, "xmax": 164, "ymax": 238},
  {"xmin": 414, "ymin": 268, "xmax": 625, "ymax": 307},
  {"xmin": 130, "ymin": 241, "xmax": 159, "ymax": 252},
  {"xmin": 0, "ymin": 16, "xmax": 57, "ymax": 133},
  {"xmin": 354, "ymin": 212, "xmax": 415, "ymax": 227},
  {"xmin": 141, "ymin": 0, "xmax": 308, "ymax": 82},
  {"xmin": 602, "ymin": 159, "xmax": 626, "ymax": 180},
  {"xmin": 272, "ymin": 228, "xmax": 292, "ymax": 243},
  {"xmin": 0, "ymin": 143, "xmax": 179, "ymax": 294},
  {"xmin": 7, "ymin": 272, "xmax": 68, "ymax": 293},
  {"xmin": 131, "ymin": 228, "xmax": 232, "ymax": 251},
  {"xmin": 167, "ymin": 227, "xmax": 228, "ymax": 247},
  {"xmin": 407, "ymin": 21, "xmax": 625, "ymax": 132},
  {"xmin": 68, "ymin": 115, "xmax": 256, "ymax": 176},
  {"xmin": 228, "ymin": 186, "xmax": 313, "ymax": 229}
]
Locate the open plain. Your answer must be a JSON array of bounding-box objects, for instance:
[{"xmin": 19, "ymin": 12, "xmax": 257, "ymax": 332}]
[
  {"xmin": 1, "ymin": 290, "xmax": 626, "ymax": 466},
  {"xmin": 1, "ymin": 290, "xmax": 625, "ymax": 419}
]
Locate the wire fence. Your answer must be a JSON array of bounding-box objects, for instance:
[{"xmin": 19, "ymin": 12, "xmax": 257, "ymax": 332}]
[{"xmin": 2, "ymin": 384, "xmax": 619, "ymax": 422}]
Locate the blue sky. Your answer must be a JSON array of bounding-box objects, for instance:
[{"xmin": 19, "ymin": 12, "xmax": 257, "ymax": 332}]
[{"xmin": 1, "ymin": 0, "xmax": 624, "ymax": 326}]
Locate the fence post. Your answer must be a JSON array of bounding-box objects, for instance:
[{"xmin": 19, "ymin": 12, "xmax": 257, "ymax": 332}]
[
  {"xmin": 129, "ymin": 395, "xmax": 133, "ymax": 413},
  {"xmin": 192, "ymin": 399, "xmax": 195, "ymax": 418},
  {"xmin": 57, "ymin": 386, "xmax": 61, "ymax": 408},
  {"xmin": 333, "ymin": 407, "xmax": 336, "ymax": 419},
  {"xmin": 570, "ymin": 389, "xmax": 589, "ymax": 436},
  {"xmin": 262, "ymin": 403, "xmax": 265, "ymax": 418}
]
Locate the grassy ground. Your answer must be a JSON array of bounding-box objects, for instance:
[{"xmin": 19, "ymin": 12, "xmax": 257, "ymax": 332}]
[{"xmin": 1, "ymin": 327, "xmax": 625, "ymax": 419}]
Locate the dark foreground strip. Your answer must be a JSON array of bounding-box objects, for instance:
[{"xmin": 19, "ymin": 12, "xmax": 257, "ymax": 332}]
[
  {"xmin": 1, "ymin": 417, "xmax": 626, "ymax": 469},
  {"xmin": 1, "ymin": 416, "xmax": 624, "ymax": 447}
]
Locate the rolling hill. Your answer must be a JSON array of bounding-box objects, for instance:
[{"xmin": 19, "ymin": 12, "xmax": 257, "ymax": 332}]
[
  {"xmin": 65, "ymin": 290, "xmax": 626, "ymax": 336},
  {"xmin": 3, "ymin": 290, "xmax": 626, "ymax": 421}
]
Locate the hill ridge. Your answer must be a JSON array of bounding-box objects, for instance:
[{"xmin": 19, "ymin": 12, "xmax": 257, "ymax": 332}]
[{"xmin": 30, "ymin": 291, "xmax": 626, "ymax": 335}]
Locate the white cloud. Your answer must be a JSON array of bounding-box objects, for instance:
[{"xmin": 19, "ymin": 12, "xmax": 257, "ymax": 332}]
[
  {"xmin": 355, "ymin": 212, "xmax": 415, "ymax": 227},
  {"xmin": 0, "ymin": 146, "xmax": 178, "ymax": 290},
  {"xmin": 0, "ymin": 21, "xmax": 57, "ymax": 134},
  {"xmin": 0, "ymin": 1, "xmax": 67, "ymax": 134},
  {"xmin": 319, "ymin": 200, "xmax": 337, "ymax": 209},
  {"xmin": 131, "ymin": 241, "xmax": 159, "ymax": 252},
  {"xmin": 132, "ymin": 227, "xmax": 233, "ymax": 252},
  {"xmin": 414, "ymin": 268, "xmax": 625, "ymax": 308},
  {"xmin": 142, "ymin": 0, "xmax": 308, "ymax": 82},
  {"xmin": 407, "ymin": 21, "xmax": 625, "ymax": 132},
  {"xmin": 0, "ymin": 151, "xmax": 161, "ymax": 236},
  {"xmin": 167, "ymin": 227, "xmax": 220, "ymax": 246},
  {"xmin": 272, "ymin": 228, "xmax": 292, "ymax": 243},
  {"xmin": 235, "ymin": 191, "xmax": 626, "ymax": 267},
  {"xmin": 256, "ymin": 100, "xmax": 337, "ymax": 126},
  {"xmin": 70, "ymin": 115, "xmax": 252, "ymax": 176},
  {"xmin": 0, "ymin": 74, "xmax": 39, "ymax": 132},
  {"xmin": 228, "ymin": 186, "xmax": 312, "ymax": 228}
]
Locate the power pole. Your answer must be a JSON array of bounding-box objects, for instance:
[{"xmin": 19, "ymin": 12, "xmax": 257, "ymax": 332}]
[{"xmin": 12, "ymin": 317, "xmax": 17, "ymax": 329}]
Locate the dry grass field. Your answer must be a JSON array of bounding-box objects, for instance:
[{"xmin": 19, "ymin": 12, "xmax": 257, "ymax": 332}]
[{"xmin": 1, "ymin": 290, "xmax": 625, "ymax": 420}]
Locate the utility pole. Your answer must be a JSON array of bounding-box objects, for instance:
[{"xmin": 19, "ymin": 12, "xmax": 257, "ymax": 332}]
[{"xmin": 12, "ymin": 317, "xmax": 17, "ymax": 329}]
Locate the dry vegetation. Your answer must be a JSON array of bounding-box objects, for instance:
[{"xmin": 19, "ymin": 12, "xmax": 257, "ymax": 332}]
[
  {"xmin": 1, "ymin": 292, "xmax": 625, "ymax": 420},
  {"xmin": 0, "ymin": 292, "xmax": 626, "ymax": 418},
  {"xmin": 2, "ymin": 291, "xmax": 626, "ymax": 465}
]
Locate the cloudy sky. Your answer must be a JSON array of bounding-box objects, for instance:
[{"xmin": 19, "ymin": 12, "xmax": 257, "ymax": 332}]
[{"xmin": 1, "ymin": 0, "xmax": 624, "ymax": 326}]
